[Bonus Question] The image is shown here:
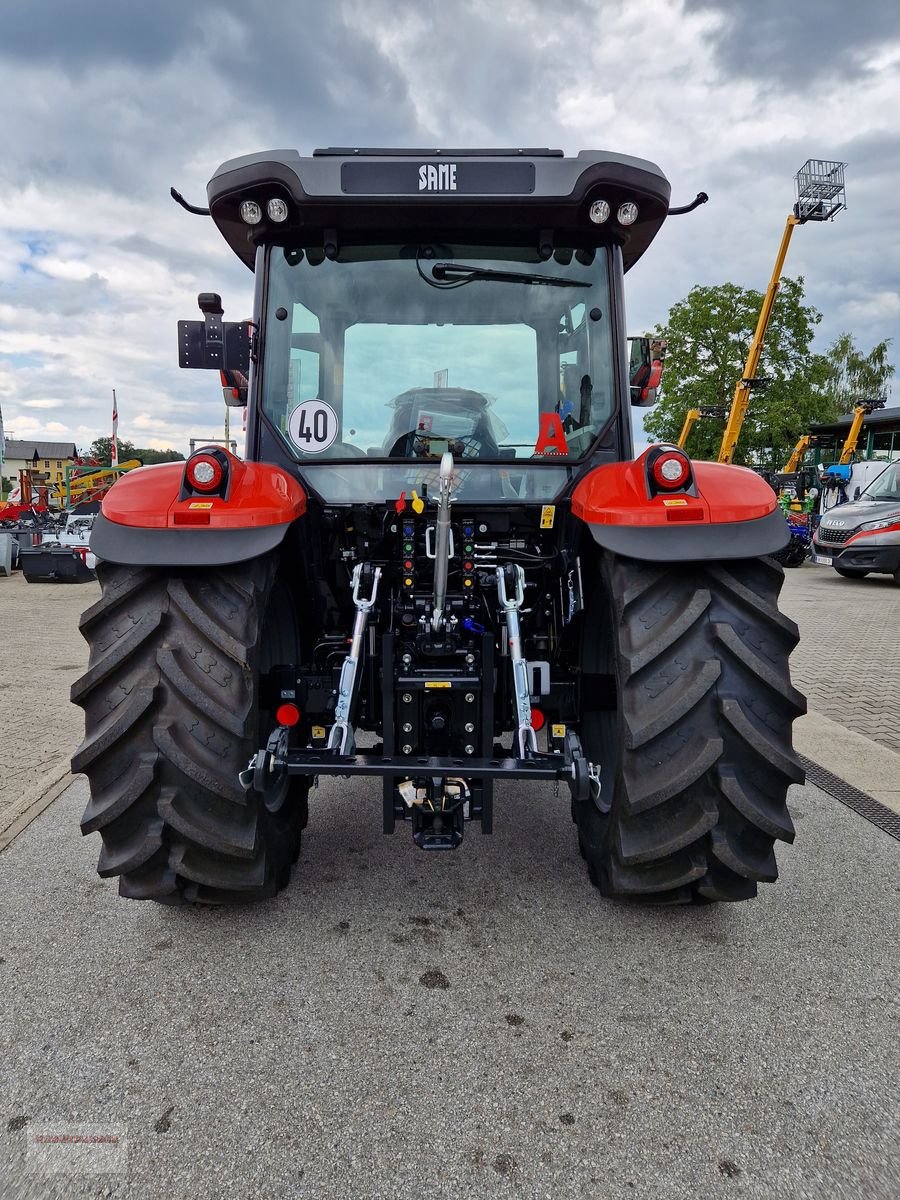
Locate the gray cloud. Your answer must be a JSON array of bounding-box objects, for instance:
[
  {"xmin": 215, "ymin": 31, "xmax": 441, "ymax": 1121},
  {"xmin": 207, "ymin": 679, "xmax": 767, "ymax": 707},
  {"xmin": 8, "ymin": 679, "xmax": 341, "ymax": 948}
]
[
  {"xmin": 0, "ymin": 0, "xmax": 898, "ymax": 458},
  {"xmin": 684, "ymin": 0, "xmax": 900, "ymax": 85},
  {"xmin": 0, "ymin": 0, "xmax": 189, "ymax": 68}
]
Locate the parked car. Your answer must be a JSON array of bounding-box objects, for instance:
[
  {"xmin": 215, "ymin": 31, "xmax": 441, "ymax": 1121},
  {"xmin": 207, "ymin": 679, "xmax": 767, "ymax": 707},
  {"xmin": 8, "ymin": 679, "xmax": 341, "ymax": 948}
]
[{"xmin": 811, "ymin": 460, "xmax": 900, "ymax": 584}]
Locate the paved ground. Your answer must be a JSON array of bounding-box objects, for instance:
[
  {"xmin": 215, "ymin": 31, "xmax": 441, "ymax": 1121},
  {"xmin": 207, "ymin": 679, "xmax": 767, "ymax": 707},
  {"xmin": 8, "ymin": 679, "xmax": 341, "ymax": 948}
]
[
  {"xmin": 783, "ymin": 565, "xmax": 900, "ymax": 756},
  {"xmin": 2, "ymin": 774, "xmax": 899, "ymax": 1200},
  {"xmin": 1, "ymin": 560, "xmax": 900, "ymax": 1197},
  {"xmin": 0, "ymin": 572, "xmax": 98, "ymax": 846}
]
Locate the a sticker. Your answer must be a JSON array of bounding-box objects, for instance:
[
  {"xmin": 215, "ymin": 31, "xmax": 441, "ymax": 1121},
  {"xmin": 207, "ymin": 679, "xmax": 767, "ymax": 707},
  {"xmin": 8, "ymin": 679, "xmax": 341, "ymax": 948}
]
[
  {"xmin": 551, "ymin": 723, "xmax": 566, "ymax": 739},
  {"xmin": 662, "ymin": 498, "xmax": 688, "ymax": 506},
  {"xmin": 312, "ymin": 725, "xmax": 327, "ymax": 740},
  {"xmin": 540, "ymin": 504, "xmax": 556, "ymax": 529},
  {"xmin": 534, "ymin": 412, "xmax": 569, "ymax": 455},
  {"xmin": 425, "ymin": 681, "xmax": 452, "ymax": 689},
  {"xmin": 189, "ymin": 501, "xmax": 214, "ymax": 510},
  {"xmin": 288, "ymin": 399, "xmax": 339, "ymax": 454}
]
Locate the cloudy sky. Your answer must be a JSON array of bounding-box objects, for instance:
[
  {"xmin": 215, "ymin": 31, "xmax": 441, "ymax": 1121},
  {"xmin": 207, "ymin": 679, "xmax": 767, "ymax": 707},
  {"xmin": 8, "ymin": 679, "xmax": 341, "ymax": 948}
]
[{"xmin": 1, "ymin": 0, "xmax": 898, "ymax": 457}]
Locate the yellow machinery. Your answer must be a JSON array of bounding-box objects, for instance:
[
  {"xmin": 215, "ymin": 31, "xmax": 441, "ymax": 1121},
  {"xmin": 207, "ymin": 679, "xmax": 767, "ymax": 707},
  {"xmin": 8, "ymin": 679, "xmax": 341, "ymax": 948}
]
[
  {"xmin": 782, "ymin": 435, "xmax": 811, "ymax": 473},
  {"xmin": 59, "ymin": 459, "xmax": 142, "ymax": 507},
  {"xmin": 717, "ymin": 160, "xmax": 847, "ymax": 464},
  {"xmin": 678, "ymin": 405, "xmax": 727, "ymax": 450},
  {"xmin": 781, "ymin": 399, "xmax": 885, "ymax": 473},
  {"xmin": 678, "ymin": 409, "xmax": 702, "ymax": 449},
  {"xmin": 837, "ymin": 400, "xmax": 885, "ymax": 465}
]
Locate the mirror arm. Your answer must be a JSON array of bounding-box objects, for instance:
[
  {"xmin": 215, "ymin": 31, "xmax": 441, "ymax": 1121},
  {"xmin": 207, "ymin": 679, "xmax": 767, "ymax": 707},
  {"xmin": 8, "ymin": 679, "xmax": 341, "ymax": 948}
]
[
  {"xmin": 170, "ymin": 186, "xmax": 211, "ymax": 217},
  {"xmin": 667, "ymin": 192, "xmax": 709, "ymax": 216}
]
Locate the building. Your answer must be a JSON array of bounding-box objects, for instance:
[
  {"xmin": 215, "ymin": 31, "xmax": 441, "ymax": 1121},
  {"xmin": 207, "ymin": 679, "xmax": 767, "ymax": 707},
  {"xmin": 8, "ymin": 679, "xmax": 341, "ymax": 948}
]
[
  {"xmin": 2, "ymin": 439, "xmax": 79, "ymax": 491},
  {"xmin": 809, "ymin": 406, "xmax": 900, "ymax": 464}
]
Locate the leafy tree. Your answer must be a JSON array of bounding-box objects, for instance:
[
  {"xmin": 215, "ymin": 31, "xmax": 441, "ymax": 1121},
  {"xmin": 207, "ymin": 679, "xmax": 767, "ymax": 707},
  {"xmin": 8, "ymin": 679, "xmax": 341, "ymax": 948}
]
[
  {"xmin": 83, "ymin": 437, "xmax": 184, "ymax": 466},
  {"xmin": 822, "ymin": 333, "xmax": 894, "ymax": 411},
  {"xmin": 644, "ymin": 276, "xmax": 836, "ymax": 467}
]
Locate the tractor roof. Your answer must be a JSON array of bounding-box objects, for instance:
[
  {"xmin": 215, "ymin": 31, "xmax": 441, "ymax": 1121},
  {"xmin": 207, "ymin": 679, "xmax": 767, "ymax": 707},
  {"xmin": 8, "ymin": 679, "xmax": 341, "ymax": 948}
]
[{"xmin": 206, "ymin": 147, "xmax": 672, "ymax": 273}]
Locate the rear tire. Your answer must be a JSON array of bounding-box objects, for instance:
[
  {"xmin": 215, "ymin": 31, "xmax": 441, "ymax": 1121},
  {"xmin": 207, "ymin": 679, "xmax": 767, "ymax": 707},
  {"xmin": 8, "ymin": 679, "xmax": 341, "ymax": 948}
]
[
  {"xmin": 575, "ymin": 553, "xmax": 805, "ymax": 903},
  {"xmin": 834, "ymin": 566, "xmax": 870, "ymax": 579},
  {"xmin": 71, "ymin": 555, "xmax": 309, "ymax": 904}
]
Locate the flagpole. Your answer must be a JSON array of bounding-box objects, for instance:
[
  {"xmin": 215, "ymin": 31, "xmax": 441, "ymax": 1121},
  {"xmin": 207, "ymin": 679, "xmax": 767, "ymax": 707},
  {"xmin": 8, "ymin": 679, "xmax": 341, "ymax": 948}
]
[{"xmin": 111, "ymin": 389, "xmax": 119, "ymax": 468}]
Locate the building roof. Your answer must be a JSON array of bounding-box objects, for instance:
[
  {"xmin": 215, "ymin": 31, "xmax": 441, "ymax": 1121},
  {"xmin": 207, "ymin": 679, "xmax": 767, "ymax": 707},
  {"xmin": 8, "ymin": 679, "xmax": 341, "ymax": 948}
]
[
  {"xmin": 810, "ymin": 406, "xmax": 900, "ymax": 436},
  {"xmin": 3, "ymin": 439, "xmax": 78, "ymax": 461}
]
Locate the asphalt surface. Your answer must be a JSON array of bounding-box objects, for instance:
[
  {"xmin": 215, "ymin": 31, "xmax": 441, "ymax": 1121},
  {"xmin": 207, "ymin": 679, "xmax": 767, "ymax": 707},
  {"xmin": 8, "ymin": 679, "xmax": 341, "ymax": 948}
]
[{"xmin": 2, "ymin": 772, "xmax": 899, "ymax": 1199}]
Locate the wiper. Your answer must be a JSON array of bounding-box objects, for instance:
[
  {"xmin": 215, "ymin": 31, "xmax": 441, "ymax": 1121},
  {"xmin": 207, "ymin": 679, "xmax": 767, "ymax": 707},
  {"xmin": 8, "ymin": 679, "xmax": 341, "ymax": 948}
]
[{"xmin": 422, "ymin": 260, "xmax": 590, "ymax": 289}]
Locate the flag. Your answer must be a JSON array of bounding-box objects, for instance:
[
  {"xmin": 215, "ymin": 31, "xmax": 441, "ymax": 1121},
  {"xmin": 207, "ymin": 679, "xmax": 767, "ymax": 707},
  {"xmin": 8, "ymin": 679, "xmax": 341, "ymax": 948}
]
[{"xmin": 111, "ymin": 390, "xmax": 119, "ymax": 467}]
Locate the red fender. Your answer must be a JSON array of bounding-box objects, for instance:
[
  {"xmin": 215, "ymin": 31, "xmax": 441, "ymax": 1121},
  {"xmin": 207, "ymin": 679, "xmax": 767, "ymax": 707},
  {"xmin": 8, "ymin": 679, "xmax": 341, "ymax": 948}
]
[
  {"xmin": 572, "ymin": 447, "xmax": 786, "ymax": 561},
  {"xmin": 101, "ymin": 451, "xmax": 306, "ymax": 530}
]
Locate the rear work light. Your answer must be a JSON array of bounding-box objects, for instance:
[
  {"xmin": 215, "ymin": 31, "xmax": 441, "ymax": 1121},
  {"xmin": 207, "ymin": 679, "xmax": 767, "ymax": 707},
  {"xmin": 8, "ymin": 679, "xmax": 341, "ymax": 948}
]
[
  {"xmin": 651, "ymin": 451, "xmax": 691, "ymax": 491},
  {"xmin": 617, "ymin": 201, "xmax": 639, "ymax": 226},
  {"xmin": 266, "ymin": 197, "xmax": 289, "ymax": 222},
  {"xmin": 589, "ymin": 199, "xmax": 610, "ymax": 224},
  {"xmin": 239, "ymin": 199, "xmax": 263, "ymax": 225},
  {"xmin": 185, "ymin": 452, "xmax": 225, "ymax": 493}
]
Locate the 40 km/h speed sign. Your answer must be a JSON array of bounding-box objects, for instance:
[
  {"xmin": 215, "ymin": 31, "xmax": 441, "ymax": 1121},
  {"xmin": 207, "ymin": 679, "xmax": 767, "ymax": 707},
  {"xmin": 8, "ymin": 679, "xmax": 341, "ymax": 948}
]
[{"xmin": 288, "ymin": 400, "xmax": 339, "ymax": 453}]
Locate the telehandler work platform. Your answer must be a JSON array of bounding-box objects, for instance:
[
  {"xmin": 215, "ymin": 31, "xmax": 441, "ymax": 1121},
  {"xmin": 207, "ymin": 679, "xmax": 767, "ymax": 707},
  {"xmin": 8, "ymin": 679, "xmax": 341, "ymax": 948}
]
[{"xmin": 73, "ymin": 147, "xmax": 804, "ymax": 907}]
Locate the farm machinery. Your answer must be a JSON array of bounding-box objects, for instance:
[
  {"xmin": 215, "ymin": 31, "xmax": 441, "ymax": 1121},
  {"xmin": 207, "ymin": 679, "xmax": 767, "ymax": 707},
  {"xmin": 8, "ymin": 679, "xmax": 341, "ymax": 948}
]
[{"xmin": 72, "ymin": 147, "xmax": 805, "ymax": 906}]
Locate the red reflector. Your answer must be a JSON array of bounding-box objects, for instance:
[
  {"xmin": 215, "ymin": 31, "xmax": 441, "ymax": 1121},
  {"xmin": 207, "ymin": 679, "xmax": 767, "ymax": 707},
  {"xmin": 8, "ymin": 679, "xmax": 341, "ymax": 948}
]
[
  {"xmin": 276, "ymin": 703, "xmax": 301, "ymax": 727},
  {"xmin": 666, "ymin": 508, "xmax": 704, "ymax": 523},
  {"xmin": 173, "ymin": 511, "xmax": 211, "ymax": 525},
  {"xmin": 530, "ymin": 707, "xmax": 546, "ymax": 731},
  {"xmin": 651, "ymin": 451, "xmax": 691, "ymax": 490}
]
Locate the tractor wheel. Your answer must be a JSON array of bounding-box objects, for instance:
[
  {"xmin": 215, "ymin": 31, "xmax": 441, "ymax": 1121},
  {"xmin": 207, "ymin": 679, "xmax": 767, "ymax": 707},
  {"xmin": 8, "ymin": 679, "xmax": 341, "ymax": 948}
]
[
  {"xmin": 71, "ymin": 554, "xmax": 309, "ymax": 904},
  {"xmin": 574, "ymin": 553, "xmax": 805, "ymax": 903},
  {"xmin": 834, "ymin": 566, "xmax": 870, "ymax": 579}
]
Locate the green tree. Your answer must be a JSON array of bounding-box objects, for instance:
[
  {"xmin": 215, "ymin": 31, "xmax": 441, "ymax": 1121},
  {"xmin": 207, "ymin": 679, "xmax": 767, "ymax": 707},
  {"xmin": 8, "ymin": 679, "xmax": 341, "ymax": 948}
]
[
  {"xmin": 644, "ymin": 277, "xmax": 836, "ymax": 467},
  {"xmin": 83, "ymin": 437, "xmax": 184, "ymax": 466},
  {"xmin": 822, "ymin": 333, "xmax": 894, "ymax": 411}
]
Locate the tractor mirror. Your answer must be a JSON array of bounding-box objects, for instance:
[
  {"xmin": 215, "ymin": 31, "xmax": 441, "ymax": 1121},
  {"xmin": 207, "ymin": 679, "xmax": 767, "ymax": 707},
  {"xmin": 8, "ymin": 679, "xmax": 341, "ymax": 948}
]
[
  {"xmin": 178, "ymin": 297, "xmax": 251, "ymax": 373},
  {"xmin": 627, "ymin": 336, "xmax": 666, "ymax": 406},
  {"xmin": 220, "ymin": 368, "xmax": 248, "ymax": 407}
]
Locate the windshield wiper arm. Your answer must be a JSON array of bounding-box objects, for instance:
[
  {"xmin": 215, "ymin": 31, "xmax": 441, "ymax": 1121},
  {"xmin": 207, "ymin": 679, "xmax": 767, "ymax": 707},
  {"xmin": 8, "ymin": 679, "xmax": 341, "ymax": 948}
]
[{"xmin": 430, "ymin": 262, "xmax": 591, "ymax": 288}]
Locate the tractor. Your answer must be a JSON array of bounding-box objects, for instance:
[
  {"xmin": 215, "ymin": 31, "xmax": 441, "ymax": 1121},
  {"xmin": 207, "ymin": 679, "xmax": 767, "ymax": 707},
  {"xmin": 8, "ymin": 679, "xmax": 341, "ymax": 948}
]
[{"xmin": 72, "ymin": 147, "xmax": 805, "ymax": 906}]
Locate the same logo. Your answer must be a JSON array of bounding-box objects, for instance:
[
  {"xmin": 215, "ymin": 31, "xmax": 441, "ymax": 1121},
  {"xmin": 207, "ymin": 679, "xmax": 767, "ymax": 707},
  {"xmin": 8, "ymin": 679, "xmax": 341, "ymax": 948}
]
[{"xmin": 418, "ymin": 163, "xmax": 457, "ymax": 192}]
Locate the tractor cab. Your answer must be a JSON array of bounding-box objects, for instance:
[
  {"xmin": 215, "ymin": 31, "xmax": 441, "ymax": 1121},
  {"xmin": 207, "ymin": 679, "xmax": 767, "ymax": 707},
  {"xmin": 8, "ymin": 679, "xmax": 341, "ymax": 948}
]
[{"xmin": 179, "ymin": 148, "xmax": 674, "ymax": 504}]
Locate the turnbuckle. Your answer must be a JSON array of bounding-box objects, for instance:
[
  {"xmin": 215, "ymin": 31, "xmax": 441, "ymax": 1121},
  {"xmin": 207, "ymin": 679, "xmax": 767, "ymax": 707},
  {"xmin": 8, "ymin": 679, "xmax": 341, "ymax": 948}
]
[
  {"xmin": 496, "ymin": 564, "xmax": 538, "ymax": 757},
  {"xmin": 327, "ymin": 562, "xmax": 381, "ymax": 755},
  {"xmin": 431, "ymin": 451, "xmax": 455, "ymax": 632}
]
